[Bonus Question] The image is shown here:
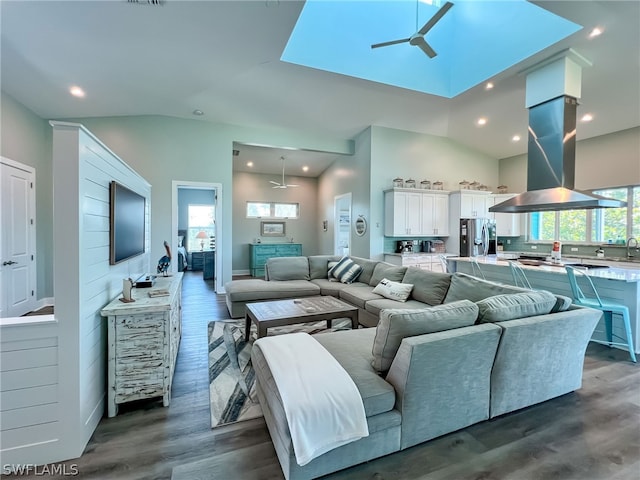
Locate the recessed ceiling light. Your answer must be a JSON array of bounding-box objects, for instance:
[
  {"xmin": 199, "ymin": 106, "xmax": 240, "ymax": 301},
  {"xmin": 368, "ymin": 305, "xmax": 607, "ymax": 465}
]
[
  {"xmin": 581, "ymin": 113, "xmax": 594, "ymax": 122},
  {"xmin": 246, "ymin": 161, "xmax": 254, "ymax": 167},
  {"xmin": 476, "ymin": 117, "xmax": 487, "ymax": 126},
  {"xmin": 485, "ymin": 82, "xmax": 494, "ymax": 90},
  {"xmin": 512, "ymin": 135, "xmax": 521, "ymax": 142},
  {"xmin": 69, "ymin": 86, "xmax": 85, "ymax": 98},
  {"xmin": 302, "ymin": 166, "xmax": 309, "ymax": 172},
  {"xmin": 589, "ymin": 27, "xmax": 603, "ymax": 38},
  {"xmin": 192, "ymin": 109, "xmax": 204, "ymax": 116}
]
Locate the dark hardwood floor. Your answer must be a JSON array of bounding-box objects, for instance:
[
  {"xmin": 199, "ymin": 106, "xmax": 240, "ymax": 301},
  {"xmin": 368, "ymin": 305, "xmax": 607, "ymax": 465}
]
[{"xmin": 7, "ymin": 271, "xmax": 639, "ymax": 479}]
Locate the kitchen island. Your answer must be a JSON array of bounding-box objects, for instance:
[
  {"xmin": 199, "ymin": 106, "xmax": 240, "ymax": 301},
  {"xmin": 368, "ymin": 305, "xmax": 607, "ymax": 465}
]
[{"xmin": 448, "ymin": 256, "xmax": 640, "ymax": 359}]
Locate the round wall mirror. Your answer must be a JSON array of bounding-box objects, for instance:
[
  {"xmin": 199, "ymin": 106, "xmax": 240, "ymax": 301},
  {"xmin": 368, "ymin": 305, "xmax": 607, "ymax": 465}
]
[{"xmin": 354, "ymin": 216, "xmax": 367, "ymax": 236}]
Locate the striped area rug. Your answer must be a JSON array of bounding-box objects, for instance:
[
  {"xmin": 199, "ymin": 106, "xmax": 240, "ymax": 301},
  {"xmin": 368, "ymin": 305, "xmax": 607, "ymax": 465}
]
[{"xmin": 208, "ymin": 318, "xmax": 352, "ymax": 428}]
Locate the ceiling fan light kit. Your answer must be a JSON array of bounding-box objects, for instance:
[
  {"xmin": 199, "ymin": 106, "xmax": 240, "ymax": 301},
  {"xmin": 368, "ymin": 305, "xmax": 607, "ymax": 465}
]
[{"xmin": 371, "ymin": 1, "xmax": 453, "ymax": 58}]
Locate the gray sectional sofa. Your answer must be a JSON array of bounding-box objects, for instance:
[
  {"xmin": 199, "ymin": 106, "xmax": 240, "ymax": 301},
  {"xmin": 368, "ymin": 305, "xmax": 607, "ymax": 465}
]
[
  {"xmin": 225, "ymin": 255, "xmax": 448, "ymax": 326},
  {"xmin": 226, "ymin": 255, "xmax": 602, "ymax": 480}
]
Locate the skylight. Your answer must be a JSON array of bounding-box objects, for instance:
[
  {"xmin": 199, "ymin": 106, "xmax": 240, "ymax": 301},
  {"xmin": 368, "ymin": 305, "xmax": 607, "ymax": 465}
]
[{"xmin": 281, "ymin": 0, "xmax": 582, "ymax": 98}]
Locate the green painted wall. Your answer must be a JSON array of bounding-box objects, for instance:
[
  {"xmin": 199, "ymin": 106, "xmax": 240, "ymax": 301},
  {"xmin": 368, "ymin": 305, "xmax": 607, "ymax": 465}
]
[{"xmin": 1, "ymin": 91, "xmax": 53, "ymax": 298}]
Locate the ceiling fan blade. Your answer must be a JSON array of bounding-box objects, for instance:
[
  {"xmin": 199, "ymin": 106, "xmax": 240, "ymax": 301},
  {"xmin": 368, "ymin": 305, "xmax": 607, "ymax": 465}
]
[
  {"xmin": 371, "ymin": 37, "xmax": 411, "ymax": 49},
  {"xmin": 269, "ymin": 180, "xmax": 281, "ymax": 185},
  {"xmin": 412, "ymin": 36, "xmax": 437, "ymax": 58},
  {"xmin": 286, "ymin": 184, "xmax": 299, "ymax": 188},
  {"xmin": 417, "ymin": 1, "xmax": 453, "ymax": 36}
]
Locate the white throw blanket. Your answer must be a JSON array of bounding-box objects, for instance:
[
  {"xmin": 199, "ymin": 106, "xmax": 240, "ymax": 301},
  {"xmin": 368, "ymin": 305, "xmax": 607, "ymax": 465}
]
[{"xmin": 255, "ymin": 332, "xmax": 369, "ymax": 466}]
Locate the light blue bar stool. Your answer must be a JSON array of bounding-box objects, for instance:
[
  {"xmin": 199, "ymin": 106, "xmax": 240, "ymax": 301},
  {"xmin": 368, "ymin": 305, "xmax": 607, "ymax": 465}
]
[
  {"xmin": 508, "ymin": 261, "xmax": 532, "ymax": 289},
  {"xmin": 470, "ymin": 258, "xmax": 485, "ymax": 280},
  {"xmin": 565, "ymin": 266, "xmax": 636, "ymax": 362},
  {"xmin": 437, "ymin": 254, "xmax": 450, "ymax": 273}
]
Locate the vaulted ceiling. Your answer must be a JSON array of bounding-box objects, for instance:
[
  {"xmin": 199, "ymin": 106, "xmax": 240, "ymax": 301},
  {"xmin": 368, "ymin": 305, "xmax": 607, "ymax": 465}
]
[{"xmin": 1, "ymin": 1, "xmax": 638, "ymax": 175}]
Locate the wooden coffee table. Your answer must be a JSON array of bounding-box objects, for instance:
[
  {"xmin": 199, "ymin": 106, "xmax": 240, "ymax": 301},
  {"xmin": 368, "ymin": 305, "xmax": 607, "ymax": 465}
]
[{"xmin": 245, "ymin": 296, "xmax": 359, "ymax": 341}]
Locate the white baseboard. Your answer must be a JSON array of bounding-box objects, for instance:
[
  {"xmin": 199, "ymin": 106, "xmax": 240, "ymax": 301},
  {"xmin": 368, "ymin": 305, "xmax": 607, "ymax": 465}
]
[{"xmin": 232, "ymin": 269, "xmax": 250, "ymax": 276}]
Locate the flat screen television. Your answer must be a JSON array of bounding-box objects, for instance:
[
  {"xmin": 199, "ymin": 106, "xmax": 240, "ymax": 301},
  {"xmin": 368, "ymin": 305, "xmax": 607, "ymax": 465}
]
[{"xmin": 109, "ymin": 181, "xmax": 146, "ymax": 265}]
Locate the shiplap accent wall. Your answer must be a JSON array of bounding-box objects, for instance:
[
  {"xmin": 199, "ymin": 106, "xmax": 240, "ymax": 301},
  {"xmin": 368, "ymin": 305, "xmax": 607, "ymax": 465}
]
[{"xmin": 0, "ymin": 122, "xmax": 151, "ymax": 466}]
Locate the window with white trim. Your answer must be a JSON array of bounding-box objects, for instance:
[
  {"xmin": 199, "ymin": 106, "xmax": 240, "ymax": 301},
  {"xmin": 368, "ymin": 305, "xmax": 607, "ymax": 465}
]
[
  {"xmin": 529, "ymin": 185, "xmax": 639, "ymax": 243},
  {"xmin": 187, "ymin": 204, "xmax": 215, "ymax": 250},
  {"xmin": 246, "ymin": 201, "xmax": 299, "ymax": 218}
]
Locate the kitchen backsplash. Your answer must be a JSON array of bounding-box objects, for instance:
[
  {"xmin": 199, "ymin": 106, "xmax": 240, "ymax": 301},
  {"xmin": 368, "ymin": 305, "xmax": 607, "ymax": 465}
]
[
  {"xmin": 500, "ymin": 235, "xmax": 635, "ymax": 259},
  {"xmin": 383, "ymin": 237, "xmax": 447, "ymax": 253}
]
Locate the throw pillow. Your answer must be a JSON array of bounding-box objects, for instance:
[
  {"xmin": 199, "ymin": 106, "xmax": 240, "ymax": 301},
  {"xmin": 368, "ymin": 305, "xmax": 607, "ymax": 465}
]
[
  {"xmin": 476, "ymin": 291, "xmax": 557, "ymax": 323},
  {"xmin": 372, "ymin": 278, "xmax": 413, "ymax": 302},
  {"xmin": 550, "ymin": 294, "xmax": 572, "ymax": 313},
  {"xmin": 328, "ymin": 256, "xmax": 363, "ymax": 284},
  {"xmin": 371, "ymin": 300, "xmax": 479, "ymax": 374},
  {"xmin": 327, "ymin": 261, "xmax": 339, "ymax": 282}
]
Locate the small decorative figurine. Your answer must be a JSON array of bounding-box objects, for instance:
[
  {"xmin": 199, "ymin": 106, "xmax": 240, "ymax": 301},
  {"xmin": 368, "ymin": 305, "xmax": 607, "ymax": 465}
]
[{"xmin": 157, "ymin": 240, "xmax": 172, "ymax": 276}]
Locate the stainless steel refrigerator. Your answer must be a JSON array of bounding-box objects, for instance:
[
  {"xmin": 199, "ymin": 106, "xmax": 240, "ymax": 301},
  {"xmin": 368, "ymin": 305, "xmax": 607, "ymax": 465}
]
[{"xmin": 459, "ymin": 218, "xmax": 495, "ymax": 257}]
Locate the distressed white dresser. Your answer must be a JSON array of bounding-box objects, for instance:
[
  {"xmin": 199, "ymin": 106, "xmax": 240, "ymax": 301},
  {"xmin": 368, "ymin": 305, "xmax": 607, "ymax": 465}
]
[{"xmin": 101, "ymin": 273, "xmax": 183, "ymax": 417}]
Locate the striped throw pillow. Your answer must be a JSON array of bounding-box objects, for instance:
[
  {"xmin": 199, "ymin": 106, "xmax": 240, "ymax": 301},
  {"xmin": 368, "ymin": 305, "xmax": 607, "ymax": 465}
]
[{"xmin": 328, "ymin": 256, "xmax": 363, "ymax": 284}]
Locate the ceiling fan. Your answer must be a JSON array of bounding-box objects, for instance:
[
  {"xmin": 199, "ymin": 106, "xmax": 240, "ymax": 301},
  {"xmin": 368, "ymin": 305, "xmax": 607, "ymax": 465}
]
[
  {"xmin": 270, "ymin": 157, "xmax": 298, "ymax": 189},
  {"xmin": 371, "ymin": 1, "xmax": 453, "ymax": 58}
]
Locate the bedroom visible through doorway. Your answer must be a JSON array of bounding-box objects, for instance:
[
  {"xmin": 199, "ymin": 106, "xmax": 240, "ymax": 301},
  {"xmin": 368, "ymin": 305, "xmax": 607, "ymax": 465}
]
[{"xmin": 172, "ymin": 181, "xmax": 222, "ymax": 292}]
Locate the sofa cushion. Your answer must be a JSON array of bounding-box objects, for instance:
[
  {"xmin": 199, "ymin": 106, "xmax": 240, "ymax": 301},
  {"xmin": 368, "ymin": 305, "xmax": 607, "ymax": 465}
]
[
  {"xmin": 329, "ymin": 256, "xmax": 363, "ymax": 284},
  {"xmin": 402, "ymin": 268, "xmax": 452, "ymax": 306},
  {"xmin": 314, "ymin": 328, "xmax": 396, "ymax": 417},
  {"xmin": 372, "ymin": 279, "xmax": 413, "ymax": 303},
  {"xmin": 349, "ymin": 256, "xmax": 379, "ymax": 285},
  {"xmin": 369, "ymin": 263, "xmax": 407, "ymax": 286},
  {"xmin": 308, "ymin": 255, "xmax": 342, "ymax": 280},
  {"xmin": 364, "ymin": 298, "xmax": 427, "ymax": 316},
  {"xmin": 443, "ymin": 272, "xmax": 529, "ymax": 304},
  {"xmin": 310, "ymin": 278, "xmax": 355, "ymax": 297},
  {"xmin": 372, "ymin": 300, "xmax": 479, "ymax": 373},
  {"xmin": 340, "ymin": 284, "xmax": 382, "ymax": 309},
  {"xmin": 476, "ymin": 291, "xmax": 558, "ymax": 323},
  {"xmin": 265, "ymin": 256, "xmax": 310, "ymax": 281},
  {"xmin": 225, "ymin": 279, "xmax": 319, "ymax": 302}
]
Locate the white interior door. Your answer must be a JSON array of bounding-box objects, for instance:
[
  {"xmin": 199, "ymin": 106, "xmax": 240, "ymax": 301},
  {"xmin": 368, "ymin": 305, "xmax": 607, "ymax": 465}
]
[
  {"xmin": 334, "ymin": 193, "xmax": 352, "ymax": 256},
  {"xmin": 1, "ymin": 158, "xmax": 36, "ymax": 317}
]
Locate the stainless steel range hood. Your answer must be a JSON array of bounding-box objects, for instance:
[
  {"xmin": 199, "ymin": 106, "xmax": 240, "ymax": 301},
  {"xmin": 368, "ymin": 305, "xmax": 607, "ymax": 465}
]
[{"xmin": 490, "ymin": 52, "xmax": 626, "ymax": 214}]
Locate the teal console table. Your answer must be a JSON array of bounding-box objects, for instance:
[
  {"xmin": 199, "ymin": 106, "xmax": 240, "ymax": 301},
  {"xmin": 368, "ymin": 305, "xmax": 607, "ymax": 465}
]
[{"xmin": 250, "ymin": 243, "xmax": 302, "ymax": 278}]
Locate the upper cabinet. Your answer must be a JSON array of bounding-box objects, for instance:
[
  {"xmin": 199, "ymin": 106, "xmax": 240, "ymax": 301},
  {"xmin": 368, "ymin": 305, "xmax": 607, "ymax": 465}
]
[
  {"xmin": 450, "ymin": 191, "xmax": 492, "ymax": 219},
  {"xmin": 488, "ymin": 193, "xmax": 523, "ymax": 237},
  {"xmin": 384, "ymin": 188, "xmax": 449, "ymax": 237},
  {"xmin": 421, "ymin": 192, "xmax": 450, "ymax": 236}
]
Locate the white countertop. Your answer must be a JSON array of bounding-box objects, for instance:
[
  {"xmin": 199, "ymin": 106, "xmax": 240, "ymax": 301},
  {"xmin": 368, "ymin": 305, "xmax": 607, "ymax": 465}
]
[
  {"xmin": 449, "ymin": 255, "xmax": 640, "ymax": 283},
  {"xmin": 384, "ymin": 252, "xmax": 454, "ymax": 257}
]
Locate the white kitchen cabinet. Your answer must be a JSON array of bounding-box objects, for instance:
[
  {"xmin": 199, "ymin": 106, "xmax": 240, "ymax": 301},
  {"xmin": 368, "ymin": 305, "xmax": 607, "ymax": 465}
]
[
  {"xmin": 421, "ymin": 192, "xmax": 450, "ymax": 236},
  {"xmin": 384, "ymin": 253, "xmax": 436, "ymax": 270},
  {"xmin": 384, "ymin": 189, "xmax": 423, "ymax": 236},
  {"xmin": 488, "ymin": 194, "xmax": 522, "ymax": 237},
  {"xmin": 385, "ymin": 188, "xmax": 450, "ymax": 237},
  {"xmin": 451, "ymin": 191, "xmax": 492, "ymax": 218}
]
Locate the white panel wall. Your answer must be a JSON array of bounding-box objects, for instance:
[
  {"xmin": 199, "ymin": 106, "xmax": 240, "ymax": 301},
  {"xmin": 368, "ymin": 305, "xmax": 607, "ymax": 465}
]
[
  {"xmin": 0, "ymin": 319, "xmax": 61, "ymax": 465},
  {"xmin": 0, "ymin": 122, "xmax": 151, "ymax": 466}
]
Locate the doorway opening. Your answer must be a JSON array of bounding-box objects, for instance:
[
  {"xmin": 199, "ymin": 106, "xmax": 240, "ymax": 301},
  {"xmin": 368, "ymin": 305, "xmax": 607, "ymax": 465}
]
[
  {"xmin": 334, "ymin": 193, "xmax": 352, "ymax": 256},
  {"xmin": 172, "ymin": 181, "xmax": 222, "ymax": 292}
]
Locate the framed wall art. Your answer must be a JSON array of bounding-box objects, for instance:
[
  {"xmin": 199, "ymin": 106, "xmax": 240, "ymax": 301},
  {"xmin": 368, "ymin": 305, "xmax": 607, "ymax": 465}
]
[{"xmin": 260, "ymin": 221, "xmax": 286, "ymax": 237}]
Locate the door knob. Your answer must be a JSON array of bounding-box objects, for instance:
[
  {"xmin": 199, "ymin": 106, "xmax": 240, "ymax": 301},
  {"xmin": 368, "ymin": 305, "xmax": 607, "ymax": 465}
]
[{"xmin": 2, "ymin": 261, "xmax": 17, "ymax": 266}]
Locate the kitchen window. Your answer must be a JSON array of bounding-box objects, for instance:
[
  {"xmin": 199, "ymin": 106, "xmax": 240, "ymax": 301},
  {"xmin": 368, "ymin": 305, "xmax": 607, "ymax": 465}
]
[
  {"xmin": 246, "ymin": 201, "xmax": 299, "ymax": 219},
  {"xmin": 529, "ymin": 185, "xmax": 639, "ymax": 243}
]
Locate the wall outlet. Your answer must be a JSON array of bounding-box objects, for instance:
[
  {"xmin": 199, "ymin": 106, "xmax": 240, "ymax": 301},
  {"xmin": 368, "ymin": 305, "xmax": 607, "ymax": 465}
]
[
  {"xmin": 531, "ymin": 245, "xmax": 537, "ymax": 250},
  {"xmin": 506, "ymin": 239, "xmax": 511, "ymax": 244},
  {"xmin": 571, "ymin": 247, "xmax": 579, "ymax": 252}
]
